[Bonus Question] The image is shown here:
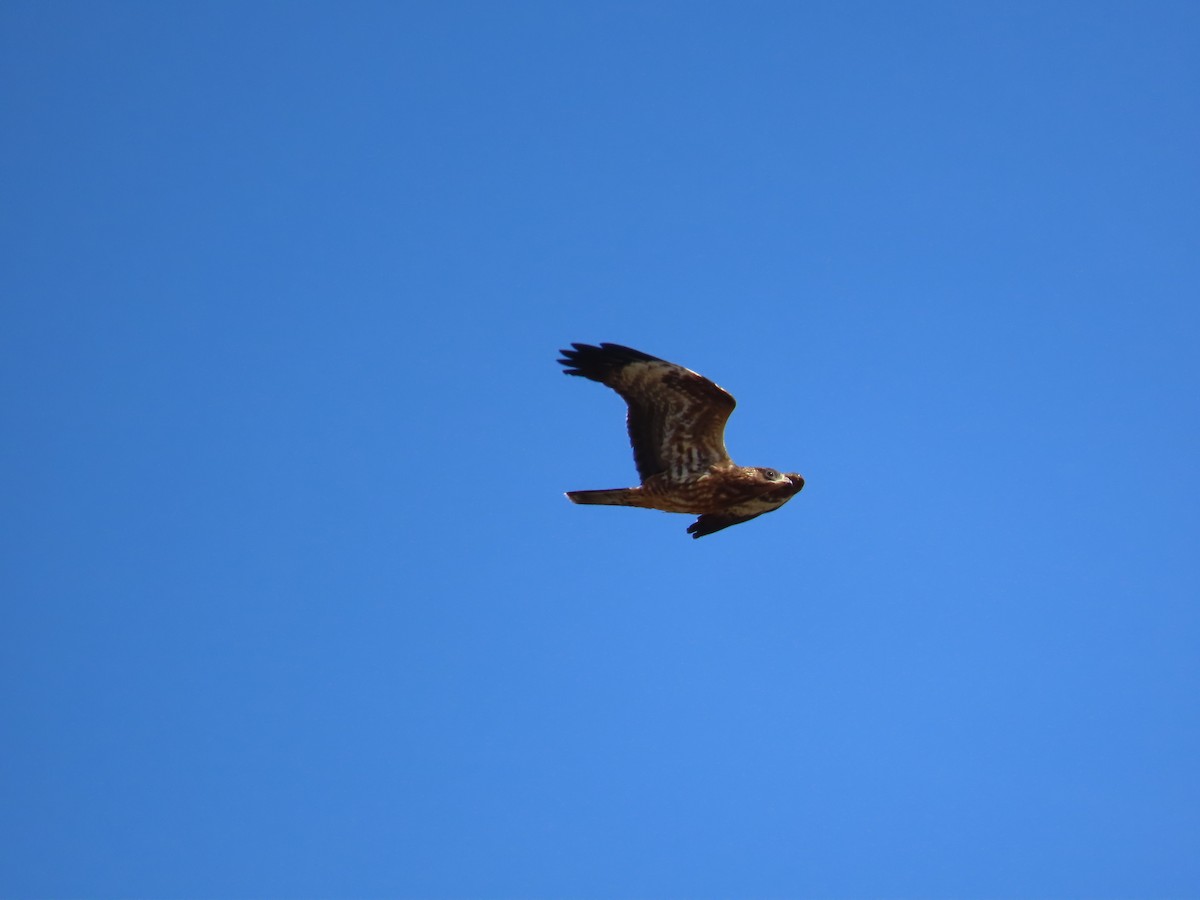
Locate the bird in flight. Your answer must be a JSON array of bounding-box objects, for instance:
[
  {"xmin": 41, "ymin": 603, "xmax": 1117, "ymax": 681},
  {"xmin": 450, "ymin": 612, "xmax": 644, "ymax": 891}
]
[{"xmin": 558, "ymin": 342, "xmax": 805, "ymax": 538}]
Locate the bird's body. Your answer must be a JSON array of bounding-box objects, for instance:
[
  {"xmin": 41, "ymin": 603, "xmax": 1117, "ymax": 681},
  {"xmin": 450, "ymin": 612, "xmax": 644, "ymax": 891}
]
[
  {"xmin": 558, "ymin": 342, "xmax": 804, "ymax": 538},
  {"xmin": 568, "ymin": 463, "xmax": 791, "ymax": 513}
]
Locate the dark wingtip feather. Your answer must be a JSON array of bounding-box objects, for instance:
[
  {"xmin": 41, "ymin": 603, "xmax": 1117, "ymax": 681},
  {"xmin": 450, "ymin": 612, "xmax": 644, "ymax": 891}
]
[
  {"xmin": 688, "ymin": 512, "xmax": 763, "ymax": 538},
  {"xmin": 556, "ymin": 341, "xmax": 662, "ymax": 381},
  {"xmin": 557, "ymin": 345, "xmax": 583, "ymax": 376}
]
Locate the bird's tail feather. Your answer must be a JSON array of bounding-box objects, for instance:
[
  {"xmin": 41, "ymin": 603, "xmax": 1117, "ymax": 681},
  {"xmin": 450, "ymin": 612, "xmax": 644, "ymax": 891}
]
[{"xmin": 565, "ymin": 488, "xmax": 642, "ymax": 507}]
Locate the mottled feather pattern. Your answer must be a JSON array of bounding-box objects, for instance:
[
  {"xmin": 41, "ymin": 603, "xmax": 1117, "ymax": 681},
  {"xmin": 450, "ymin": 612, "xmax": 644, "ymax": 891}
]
[
  {"xmin": 558, "ymin": 342, "xmax": 734, "ymax": 479},
  {"xmin": 686, "ymin": 473, "xmax": 806, "ymax": 537}
]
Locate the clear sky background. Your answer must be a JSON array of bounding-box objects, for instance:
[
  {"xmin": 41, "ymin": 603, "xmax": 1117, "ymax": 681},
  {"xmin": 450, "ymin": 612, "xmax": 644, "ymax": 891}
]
[{"xmin": 3, "ymin": 2, "xmax": 1198, "ymax": 898}]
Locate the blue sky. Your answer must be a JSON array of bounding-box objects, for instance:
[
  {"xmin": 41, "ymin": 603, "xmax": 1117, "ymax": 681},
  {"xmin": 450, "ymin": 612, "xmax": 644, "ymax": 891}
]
[{"xmin": 2, "ymin": 2, "xmax": 1198, "ymax": 897}]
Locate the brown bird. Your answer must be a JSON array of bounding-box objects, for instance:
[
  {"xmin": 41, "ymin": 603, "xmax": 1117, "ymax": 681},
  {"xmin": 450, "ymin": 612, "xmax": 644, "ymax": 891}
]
[{"xmin": 558, "ymin": 342, "xmax": 805, "ymax": 538}]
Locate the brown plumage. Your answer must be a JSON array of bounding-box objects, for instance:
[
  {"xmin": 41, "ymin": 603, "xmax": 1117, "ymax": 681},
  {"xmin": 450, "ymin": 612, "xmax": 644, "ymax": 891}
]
[{"xmin": 558, "ymin": 342, "xmax": 805, "ymax": 538}]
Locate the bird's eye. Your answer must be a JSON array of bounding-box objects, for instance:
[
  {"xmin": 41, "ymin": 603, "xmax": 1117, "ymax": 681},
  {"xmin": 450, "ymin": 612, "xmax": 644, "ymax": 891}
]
[{"xmin": 763, "ymin": 468, "xmax": 780, "ymax": 480}]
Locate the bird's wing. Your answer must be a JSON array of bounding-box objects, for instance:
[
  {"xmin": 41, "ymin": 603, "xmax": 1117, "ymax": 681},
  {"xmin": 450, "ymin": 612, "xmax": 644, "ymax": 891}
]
[
  {"xmin": 558, "ymin": 342, "xmax": 735, "ymax": 481},
  {"xmin": 686, "ymin": 512, "xmax": 765, "ymax": 539}
]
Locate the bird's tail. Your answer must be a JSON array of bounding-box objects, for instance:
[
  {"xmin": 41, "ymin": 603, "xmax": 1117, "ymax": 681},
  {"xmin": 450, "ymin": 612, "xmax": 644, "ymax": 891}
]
[{"xmin": 565, "ymin": 488, "xmax": 643, "ymax": 507}]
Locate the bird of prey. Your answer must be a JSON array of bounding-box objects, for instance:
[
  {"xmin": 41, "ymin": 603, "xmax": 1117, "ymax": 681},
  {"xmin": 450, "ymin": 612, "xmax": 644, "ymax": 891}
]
[{"xmin": 558, "ymin": 342, "xmax": 804, "ymax": 538}]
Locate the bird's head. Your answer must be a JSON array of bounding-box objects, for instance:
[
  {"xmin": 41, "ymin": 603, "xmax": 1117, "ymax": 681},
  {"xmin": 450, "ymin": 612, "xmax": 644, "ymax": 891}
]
[
  {"xmin": 753, "ymin": 468, "xmax": 805, "ymax": 497},
  {"xmin": 754, "ymin": 467, "xmax": 791, "ymax": 485}
]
